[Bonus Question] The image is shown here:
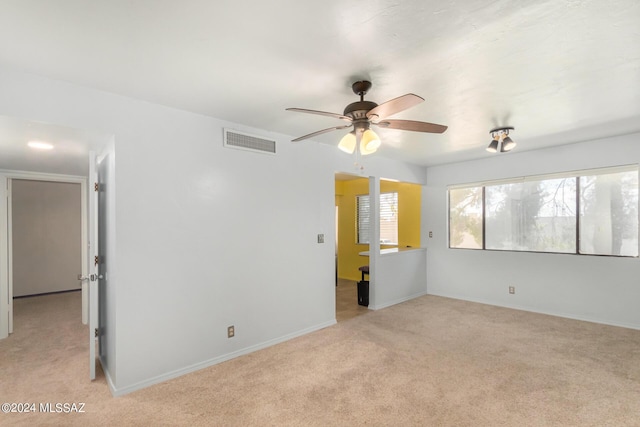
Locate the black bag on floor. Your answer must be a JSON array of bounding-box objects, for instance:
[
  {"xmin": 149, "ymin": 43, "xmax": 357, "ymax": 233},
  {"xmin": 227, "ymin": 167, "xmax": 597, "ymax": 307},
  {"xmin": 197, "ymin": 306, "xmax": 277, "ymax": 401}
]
[{"xmin": 357, "ymin": 280, "xmax": 369, "ymax": 307}]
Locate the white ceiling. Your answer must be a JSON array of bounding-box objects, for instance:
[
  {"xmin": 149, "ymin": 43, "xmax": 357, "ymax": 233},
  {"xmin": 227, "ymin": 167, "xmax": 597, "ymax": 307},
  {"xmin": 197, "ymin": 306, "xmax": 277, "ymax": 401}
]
[
  {"xmin": 0, "ymin": 116, "xmax": 112, "ymax": 176},
  {"xmin": 0, "ymin": 0, "xmax": 639, "ymax": 172}
]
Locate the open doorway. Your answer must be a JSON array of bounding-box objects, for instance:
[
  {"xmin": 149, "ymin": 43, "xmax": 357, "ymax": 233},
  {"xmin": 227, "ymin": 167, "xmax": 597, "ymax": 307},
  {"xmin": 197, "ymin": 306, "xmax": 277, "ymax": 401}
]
[
  {"xmin": 1, "ymin": 170, "xmax": 88, "ymax": 340},
  {"xmin": 334, "ymin": 173, "xmax": 424, "ymax": 318},
  {"xmin": 9, "ymin": 177, "xmax": 85, "ymax": 330},
  {"xmin": 12, "ymin": 179, "xmax": 82, "ymax": 299},
  {"xmin": 0, "ymin": 116, "xmax": 112, "ymax": 385},
  {"xmin": 334, "ymin": 172, "xmax": 370, "ymax": 322},
  {"xmin": 0, "ymin": 116, "xmax": 110, "ymax": 337}
]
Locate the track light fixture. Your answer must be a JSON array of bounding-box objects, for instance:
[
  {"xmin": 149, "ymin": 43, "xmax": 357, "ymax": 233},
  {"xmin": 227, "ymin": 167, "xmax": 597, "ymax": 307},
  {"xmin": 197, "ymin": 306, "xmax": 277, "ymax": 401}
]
[{"xmin": 487, "ymin": 127, "xmax": 515, "ymax": 153}]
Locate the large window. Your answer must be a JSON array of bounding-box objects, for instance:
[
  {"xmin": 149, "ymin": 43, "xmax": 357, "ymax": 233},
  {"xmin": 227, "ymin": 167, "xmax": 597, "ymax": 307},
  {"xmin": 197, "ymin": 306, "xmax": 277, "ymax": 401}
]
[
  {"xmin": 449, "ymin": 187, "xmax": 483, "ymax": 249},
  {"xmin": 357, "ymin": 192, "xmax": 398, "ymax": 245},
  {"xmin": 485, "ymin": 178, "xmax": 576, "ymax": 253},
  {"xmin": 579, "ymin": 170, "xmax": 639, "ymax": 256},
  {"xmin": 448, "ymin": 166, "xmax": 639, "ymax": 257}
]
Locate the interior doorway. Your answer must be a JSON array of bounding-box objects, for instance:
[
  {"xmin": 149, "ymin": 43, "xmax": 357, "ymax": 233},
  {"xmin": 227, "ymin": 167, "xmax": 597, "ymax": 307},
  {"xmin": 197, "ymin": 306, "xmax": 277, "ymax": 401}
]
[
  {"xmin": 3, "ymin": 173, "xmax": 88, "ymax": 335},
  {"xmin": 11, "ymin": 179, "xmax": 82, "ymax": 297},
  {"xmin": 0, "ymin": 116, "xmax": 112, "ymax": 342},
  {"xmin": 334, "ymin": 172, "xmax": 370, "ymax": 322}
]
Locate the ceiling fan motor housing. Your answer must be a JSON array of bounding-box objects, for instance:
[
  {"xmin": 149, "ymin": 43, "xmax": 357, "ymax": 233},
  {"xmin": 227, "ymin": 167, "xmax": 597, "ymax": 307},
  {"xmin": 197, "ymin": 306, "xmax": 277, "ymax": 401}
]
[
  {"xmin": 344, "ymin": 101, "xmax": 378, "ymax": 120},
  {"xmin": 346, "ymin": 80, "xmax": 378, "ymax": 122}
]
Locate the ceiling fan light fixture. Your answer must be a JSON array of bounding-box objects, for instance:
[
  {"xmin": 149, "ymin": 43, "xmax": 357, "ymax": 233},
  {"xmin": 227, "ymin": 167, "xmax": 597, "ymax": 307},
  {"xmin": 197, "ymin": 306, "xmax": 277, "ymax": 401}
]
[
  {"xmin": 360, "ymin": 129, "xmax": 381, "ymax": 154},
  {"xmin": 338, "ymin": 131, "xmax": 356, "ymax": 154},
  {"xmin": 360, "ymin": 140, "xmax": 376, "ymax": 155}
]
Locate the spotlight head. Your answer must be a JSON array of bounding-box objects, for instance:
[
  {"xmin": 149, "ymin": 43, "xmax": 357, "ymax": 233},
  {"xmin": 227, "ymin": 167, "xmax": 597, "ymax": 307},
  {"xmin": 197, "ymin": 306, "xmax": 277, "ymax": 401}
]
[
  {"xmin": 501, "ymin": 136, "xmax": 516, "ymax": 152},
  {"xmin": 486, "ymin": 139, "xmax": 499, "ymax": 153}
]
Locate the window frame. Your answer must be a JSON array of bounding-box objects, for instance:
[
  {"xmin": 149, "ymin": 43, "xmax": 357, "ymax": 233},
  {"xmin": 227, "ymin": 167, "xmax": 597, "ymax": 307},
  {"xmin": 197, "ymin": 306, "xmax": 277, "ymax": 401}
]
[
  {"xmin": 356, "ymin": 192, "xmax": 399, "ymax": 245},
  {"xmin": 448, "ymin": 186, "xmax": 484, "ymax": 250},
  {"xmin": 447, "ymin": 165, "xmax": 639, "ymax": 258}
]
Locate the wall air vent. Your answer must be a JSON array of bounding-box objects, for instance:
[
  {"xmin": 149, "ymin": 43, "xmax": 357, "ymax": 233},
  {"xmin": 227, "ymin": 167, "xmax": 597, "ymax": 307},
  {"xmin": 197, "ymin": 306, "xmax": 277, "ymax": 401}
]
[{"xmin": 223, "ymin": 129, "xmax": 276, "ymax": 155}]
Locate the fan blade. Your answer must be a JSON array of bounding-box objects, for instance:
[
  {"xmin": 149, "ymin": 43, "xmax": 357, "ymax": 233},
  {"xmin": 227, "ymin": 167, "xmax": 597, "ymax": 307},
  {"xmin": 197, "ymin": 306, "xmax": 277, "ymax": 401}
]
[
  {"xmin": 292, "ymin": 125, "xmax": 351, "ymax": 142},
  {"xmin": 286, "ymin": 108, "xmax": 352, "ymax": 122},
  {"xmin": 375, "ymin": 119, "xmax": 447, "ymax": 134},
  {"xmin": 366, "ymin": 94, "xmax": 424, "ymax": 121}
]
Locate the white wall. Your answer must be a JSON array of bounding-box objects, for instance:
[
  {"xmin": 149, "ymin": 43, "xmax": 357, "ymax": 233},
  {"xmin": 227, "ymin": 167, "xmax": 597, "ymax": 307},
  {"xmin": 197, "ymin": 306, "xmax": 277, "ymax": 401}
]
[
  {"xmin": 12, "ymin": 180, "xmax": 82, "ymax": 297},
  {"xmin": 374, "ymin": 249, "xmax": 427, "ymax": 310},
  {"xmin": 0, "ymin": 66, "xmax": 427, "ymax": 395},
  {"xmin": 425, "ymin": 133, "xmax": 640, "ymax": 329}
]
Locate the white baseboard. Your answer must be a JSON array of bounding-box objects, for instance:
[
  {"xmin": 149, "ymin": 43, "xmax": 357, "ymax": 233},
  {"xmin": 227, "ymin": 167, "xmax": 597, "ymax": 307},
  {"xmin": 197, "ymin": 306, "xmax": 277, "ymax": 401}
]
[
  {"xmin": 370, "ymin": 290, "xmax": 428, "ymax": 311},
  {"xmin": 100, "ymin": 355, "xmax": 117, "ymax": 396},
  {"xmin": 427, "ymin": 290, "xmax": 640, "ymax": 331},
  {"xmin": 109, "ymin": 320, "xmax": 337, "ymax": 397}
]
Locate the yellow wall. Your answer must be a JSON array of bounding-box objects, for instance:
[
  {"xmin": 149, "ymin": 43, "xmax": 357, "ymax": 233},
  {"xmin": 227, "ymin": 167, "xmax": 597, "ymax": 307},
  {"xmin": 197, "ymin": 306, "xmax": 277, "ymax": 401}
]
[
  {"xmin": 396, "ymin": 182, "xmax": 422, "ymax": 248},
  {"xmin": 335, "ymin": 178, "xmax": 422, "ymax": 281}
]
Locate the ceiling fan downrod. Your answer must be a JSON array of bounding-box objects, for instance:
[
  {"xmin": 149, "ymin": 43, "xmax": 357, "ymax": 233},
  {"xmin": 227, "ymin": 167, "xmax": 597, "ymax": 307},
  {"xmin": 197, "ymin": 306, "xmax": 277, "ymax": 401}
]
[{"xmin": 344, "ymin": 81, "xmax": 378, "ymax": 120}]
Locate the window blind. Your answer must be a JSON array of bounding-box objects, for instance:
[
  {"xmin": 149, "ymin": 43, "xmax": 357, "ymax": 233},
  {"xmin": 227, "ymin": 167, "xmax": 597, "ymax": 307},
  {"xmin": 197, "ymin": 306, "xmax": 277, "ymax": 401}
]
[
  {"xmin": 357, "ymin": 192, "xmax": 398, "ymax": 245},
  {"xmin": 356, "ymin": 194, "xmax": 370, "ymax": 244}
]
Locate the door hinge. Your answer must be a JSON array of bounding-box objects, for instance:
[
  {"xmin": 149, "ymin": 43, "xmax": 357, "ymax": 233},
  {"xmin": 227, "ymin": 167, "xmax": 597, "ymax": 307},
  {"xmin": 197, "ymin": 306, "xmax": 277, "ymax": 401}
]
[
  {"xmin": 94, "ymin": 182, "xmax": 99, "ymax": 192},
  {"xmin": 94, "ymin": 328, "xmax": 99, "ymax": 338},
  {"xmin": 94, "ymin": 255, "xmax": 99, "ymax": 266}
]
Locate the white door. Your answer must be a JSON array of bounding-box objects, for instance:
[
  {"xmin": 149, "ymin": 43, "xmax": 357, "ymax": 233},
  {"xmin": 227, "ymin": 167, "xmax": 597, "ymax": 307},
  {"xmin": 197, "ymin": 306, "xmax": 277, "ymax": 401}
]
[{"xmin": 88, "ymin": 152, "xmax": 99, "ymax": 380}]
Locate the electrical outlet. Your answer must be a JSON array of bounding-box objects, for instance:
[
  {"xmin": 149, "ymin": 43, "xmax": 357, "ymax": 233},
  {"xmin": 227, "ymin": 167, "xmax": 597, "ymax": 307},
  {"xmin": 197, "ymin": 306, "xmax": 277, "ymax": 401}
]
[
  {"xmin": 227, "ymin": 325, "xmax": 235, "ymax": 338},
  {"xmin": 509, "ymin": 286, "xmax": 515, "ymax": 294},
  {"xmin": 317, "ymin": 234, "xmax": 324, "ymax": 243},
  {"xmin": 429, "ymin": 231, "xmax": 433, "ymax": 238}
]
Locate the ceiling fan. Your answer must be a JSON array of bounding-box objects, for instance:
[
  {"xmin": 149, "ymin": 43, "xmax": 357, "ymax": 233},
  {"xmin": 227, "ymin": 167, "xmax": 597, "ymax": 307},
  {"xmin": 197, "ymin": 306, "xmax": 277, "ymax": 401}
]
[{"xmin": 286, "ymin": 80, "xmax": 447, "ymax": 155}]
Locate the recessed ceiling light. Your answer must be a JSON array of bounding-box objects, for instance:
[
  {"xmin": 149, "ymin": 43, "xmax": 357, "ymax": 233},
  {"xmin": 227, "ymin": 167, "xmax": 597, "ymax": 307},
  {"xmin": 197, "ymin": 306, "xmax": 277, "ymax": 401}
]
[{"xmin": 27, "ymin": 141, "xmax": 54, "ymax": 150}]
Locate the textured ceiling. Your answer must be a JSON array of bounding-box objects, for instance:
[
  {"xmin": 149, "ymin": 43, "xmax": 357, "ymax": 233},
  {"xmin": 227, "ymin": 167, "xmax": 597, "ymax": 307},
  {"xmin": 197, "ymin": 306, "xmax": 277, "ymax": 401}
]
[{"xmin": 0, "ymin": 0, "xmax": 639, "ymax": 173}]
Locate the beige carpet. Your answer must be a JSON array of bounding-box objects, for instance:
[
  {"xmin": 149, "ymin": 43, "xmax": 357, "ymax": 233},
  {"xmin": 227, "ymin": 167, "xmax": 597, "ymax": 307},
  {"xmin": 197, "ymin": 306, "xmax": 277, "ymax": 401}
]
[
  {"xmin": 335, "ymin": 278, "xmax": 369, "ymax": 322},
  {"xmin": 1, "ymin": 290, "xmax": 639, "ymax": 426}
]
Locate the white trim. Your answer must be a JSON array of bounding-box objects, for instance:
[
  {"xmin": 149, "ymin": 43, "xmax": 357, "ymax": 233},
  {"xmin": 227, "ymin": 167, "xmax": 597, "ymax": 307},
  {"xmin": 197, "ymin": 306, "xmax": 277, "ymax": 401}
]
[
  {"xmin": 447, "ymin": 163, "xmax": 639, "ymax": 190},
  {"xmin": 427, "ymin": 291, "xmax": 640, "ymax": 331},
  {"xmin": 0, "ymin": 169, "xmax": 86, "ymax": 183},
  {"xmin": 0, "ymin": 169, "xmax": 87, "ymax": 340},
  {"xmin": 100, "ymin": 353, "xmax": 117, "ymax": 396},
  {"xmin": 7, "ymin": 181, "xmax": 12, "ymax": 333},
  {"xmin": 0, "ymin": 176, "xmax": 7, "ymax": 339},
  {"xmin": 368, "ymin": 176, "xmax": 380, "ymax": 310},
  {"xmin": 108, "ymin": 320, "xmax": 337, "ymax": 397},
  {"xmin": 369, "ymin": 290, "xmax": 429, "ymax": 311}
]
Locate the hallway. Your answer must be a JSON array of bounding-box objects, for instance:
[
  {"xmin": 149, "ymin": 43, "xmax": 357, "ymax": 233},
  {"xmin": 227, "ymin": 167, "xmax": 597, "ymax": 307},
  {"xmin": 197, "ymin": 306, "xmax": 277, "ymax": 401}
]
[{"xmin": 335, "ymin": 278, "xmax": 369, "ymax": 322}]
